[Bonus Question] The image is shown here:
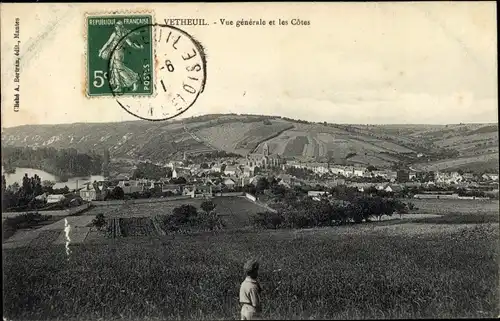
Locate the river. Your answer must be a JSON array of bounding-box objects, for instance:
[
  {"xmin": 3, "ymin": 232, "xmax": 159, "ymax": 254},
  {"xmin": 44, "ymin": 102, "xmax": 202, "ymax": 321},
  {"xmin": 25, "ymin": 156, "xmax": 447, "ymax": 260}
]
[{"xmin": 2, "ymin": 167, "xmax": 105, "ymax": 190}]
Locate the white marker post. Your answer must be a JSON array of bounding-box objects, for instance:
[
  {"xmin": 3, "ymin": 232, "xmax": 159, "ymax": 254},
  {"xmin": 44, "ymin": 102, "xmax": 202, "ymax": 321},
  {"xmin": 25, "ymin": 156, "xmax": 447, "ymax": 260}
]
[{"xmin": 64, "ymin": 218, "xmax": 72, "ymax": 261}]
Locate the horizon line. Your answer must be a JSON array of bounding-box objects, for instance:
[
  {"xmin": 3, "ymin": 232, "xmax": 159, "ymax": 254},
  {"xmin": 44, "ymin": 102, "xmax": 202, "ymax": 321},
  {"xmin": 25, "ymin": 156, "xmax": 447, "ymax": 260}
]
[{"xmin": 1, "ymin": 112, "xmax": 498, "ymax": 129}]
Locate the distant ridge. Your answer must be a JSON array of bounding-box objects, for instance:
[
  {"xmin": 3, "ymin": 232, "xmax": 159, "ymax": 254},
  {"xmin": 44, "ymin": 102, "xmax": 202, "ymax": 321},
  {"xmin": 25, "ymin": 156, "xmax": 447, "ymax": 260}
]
[{"xmin": 2, "ymin": 113, "xmax": 498, "ymax": 172}]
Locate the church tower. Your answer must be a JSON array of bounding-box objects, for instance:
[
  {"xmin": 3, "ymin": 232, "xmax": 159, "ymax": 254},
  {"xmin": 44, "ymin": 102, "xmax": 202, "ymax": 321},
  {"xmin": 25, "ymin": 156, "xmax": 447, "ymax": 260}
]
[{"xmin": 263, "ymin": 142, "xmax": 269, "ymax": 157}]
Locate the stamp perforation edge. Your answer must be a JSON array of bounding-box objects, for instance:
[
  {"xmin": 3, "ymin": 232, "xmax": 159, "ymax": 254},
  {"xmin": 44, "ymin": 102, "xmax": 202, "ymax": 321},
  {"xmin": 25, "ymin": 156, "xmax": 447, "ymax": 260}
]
[{"xmin": 83, "ymin": 9, "xmax": 158, "ymax": 99}]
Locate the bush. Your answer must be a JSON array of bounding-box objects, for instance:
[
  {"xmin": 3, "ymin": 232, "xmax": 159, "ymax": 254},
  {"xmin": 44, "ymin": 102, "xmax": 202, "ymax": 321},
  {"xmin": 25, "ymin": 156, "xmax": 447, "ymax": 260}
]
[
  {"xmin": 92, "ymin": 214, "xmax": 107, "ymax": 230},
  {"xmin": 253, "ymin": 211, "xmax": 283, "ymax": 229},
  {"xmin": 195, "ymin": 211, "xmax": 225, "ymax": 231},
  {"xmin": 4, "ymin": 212, "xmax": 46, "ymax": 230},
  {"xmin": 156, "ymin": 204, "xmax": 225, "ymax": 233},
  {"xmin": 200, "ymin": 200, "xmax": 216, "ymax": 213},
  {"xmin": 165, "ymin": 205, "xmax": 199, "ymax": 229},
  {"xmin": 108, "ymin": 186, "xmax": 125, "ymax": 200},
  {"xmin": 3, "ymin": 212, "xmax": 51, "ymax": 239}
]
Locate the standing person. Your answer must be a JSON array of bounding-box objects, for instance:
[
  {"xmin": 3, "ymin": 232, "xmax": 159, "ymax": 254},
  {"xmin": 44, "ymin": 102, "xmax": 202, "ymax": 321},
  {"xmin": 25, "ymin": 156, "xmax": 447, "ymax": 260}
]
[{"xmin": 239, "ymin": 259, "xmax": 263, "ymax": 320}]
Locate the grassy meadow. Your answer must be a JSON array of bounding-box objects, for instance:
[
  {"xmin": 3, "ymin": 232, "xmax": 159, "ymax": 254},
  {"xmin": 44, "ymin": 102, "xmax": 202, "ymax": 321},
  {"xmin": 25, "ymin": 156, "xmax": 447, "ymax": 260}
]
[{"xmin": 3, "ymin": 219, "xmax": 499, "ymax": 320}]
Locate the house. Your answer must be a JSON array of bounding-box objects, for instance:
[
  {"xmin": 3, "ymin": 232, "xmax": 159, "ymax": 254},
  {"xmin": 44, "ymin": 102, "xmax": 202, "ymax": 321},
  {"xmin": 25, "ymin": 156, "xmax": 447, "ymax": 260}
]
[
  {"xmin": 46, "ymin": 194, "xmax": 66, "ymax": 204},
  {"xmin": 353, "ymin": 166, "xmax": 367, "ymax": 177},
  {"xmin": 242, "ymin": 166, "xmax": 254, "ymax": 177},
  {"xmin": 435, "ymin": 171, "xmax": 463, "ymax": 184},
  {"xmin": 324, "ymin": 178, "xmax": 345, "ymax": 187},
  {"xmin": 223, "ymin": 178, "xmax": 236, "ymax": 190},
  {"xmin": 397, "ymin": 170, "xmax": 410, "ymax": 183},
  {"xmin": 211, "ymin": 164, "xmax": 222, "ymax": 172},
  {"xmin": 79, "ymin": 183, "xmax": 108, "ymax": 201},
  {"xmin": 462, "ymin": 173, "xmax": 475, "ymax": 181},
  {"xmin": 183, "ymin": 185, "xmax": 196, "ymax": 197},
  {"xmin": 342, "ymin": 166, "xmax": 355, "ymax": 177},
  {"xmin": 384, "ymin": 184, "xmax": 403, "ymax": 193},
  {"xmin": 386, "ymin": 171, "xmax": 398, "ymax": 180},
  {"xmin": 277, "ymin": 174, "xmax": 293, "ymax": 186},
  {"xmin": 330, "ymin": 166, "xmax": 347, "ymax": 176},
  {"xmin": 224, "ymin": 165, "xmax": 238, "ymax": 176},
  {"xmin": 307, "ymin": 163, "xmax": 329, "ymax": 175},
  {"xmin": 172, "ymin": 168, "xmax": 178, "ymax": 178},
  {"xmin": 284, "ymin": 160, "xmax": 306, "ymax": 170},
  {"xmin": 117, "ymin": 180, "xmax": 144, "ymax": 194},
  {"xmin": 147, "ymin": 181, "xmax": 163, "ymax": 190},
  {"xmin": 308, "ymin": 191, "xmax": 327, "ymax": 197},
  {"xmin": 409, "ymin": 171, "xmax": 417, "ymax": 181},
  {"xmin": 372, "ymin": 170, "xmax": 388, "ymax": 179},
  {"xmin": 34, "ymin": 193, "xmax": 48, "ymax": 202},
  {"xmin": 161, "ymin": 184, "xmax": 182, "ymax": 195},
  {"xmin": 363, "ymin": 171, "xmax": 373, "ymax": 178},
  {"xmin": 349, "ymin": 182, "xmax": 375, "ymax": 192},
  {"xmin": 195, "ymin": 185, "xmax": 213, "ymax": 197},
  {"xmin": 482, "ymin": 173, "xmax": 499, "ymax": 181}
]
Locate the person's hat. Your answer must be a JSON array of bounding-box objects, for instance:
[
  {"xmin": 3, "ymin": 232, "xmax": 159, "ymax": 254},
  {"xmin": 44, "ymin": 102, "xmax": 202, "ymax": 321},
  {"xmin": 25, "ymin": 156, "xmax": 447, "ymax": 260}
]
[{"xmin": 243, "ymin": 259, "xmax": 260, "ymax": 274}]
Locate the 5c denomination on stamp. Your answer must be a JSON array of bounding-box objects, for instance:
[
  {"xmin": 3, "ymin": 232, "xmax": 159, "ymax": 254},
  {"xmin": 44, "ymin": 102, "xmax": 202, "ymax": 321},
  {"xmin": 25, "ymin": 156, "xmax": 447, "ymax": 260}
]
[
  {"xmin": 86, "ymin": 14, "xmax": 154, "ymax": 97},
  {"xmin": 110, "ymin": 23, "xmax": 207, "ymax": 121}
]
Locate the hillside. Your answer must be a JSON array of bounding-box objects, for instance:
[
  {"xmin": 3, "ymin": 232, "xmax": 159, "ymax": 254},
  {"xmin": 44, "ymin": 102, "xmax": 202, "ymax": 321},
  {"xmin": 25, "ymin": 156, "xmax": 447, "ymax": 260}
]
[{"xmin": 2, "ymin": 114, "xmax": 498, "ymax": 171}]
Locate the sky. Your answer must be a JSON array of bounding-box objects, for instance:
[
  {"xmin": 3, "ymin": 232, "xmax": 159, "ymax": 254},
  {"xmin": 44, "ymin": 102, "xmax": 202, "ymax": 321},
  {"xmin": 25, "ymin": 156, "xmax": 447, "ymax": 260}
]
[{"xmin": 1, "ymin": 2, "xmax": 497, "ymax": 128}]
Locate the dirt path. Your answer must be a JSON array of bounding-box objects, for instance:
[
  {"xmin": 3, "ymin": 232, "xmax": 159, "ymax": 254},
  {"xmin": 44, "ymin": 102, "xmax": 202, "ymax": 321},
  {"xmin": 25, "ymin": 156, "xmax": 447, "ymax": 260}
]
[{"xmin": 2, "ymin": 216, "xmax": 94, "ymax": 249}]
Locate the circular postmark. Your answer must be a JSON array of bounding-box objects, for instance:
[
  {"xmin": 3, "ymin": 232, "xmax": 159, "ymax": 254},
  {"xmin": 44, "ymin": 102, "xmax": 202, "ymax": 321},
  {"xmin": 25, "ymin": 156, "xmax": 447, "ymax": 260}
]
[{"xmin": 107, "ymin": 23, "xmax": 207, "ymax": 121}]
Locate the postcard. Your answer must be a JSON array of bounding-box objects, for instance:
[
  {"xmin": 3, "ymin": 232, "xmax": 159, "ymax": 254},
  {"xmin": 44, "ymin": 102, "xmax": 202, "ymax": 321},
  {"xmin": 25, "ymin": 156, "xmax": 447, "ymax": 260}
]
[{"xmin": 1, "ymin": 2, "xmax": 498, "ymax": 320}]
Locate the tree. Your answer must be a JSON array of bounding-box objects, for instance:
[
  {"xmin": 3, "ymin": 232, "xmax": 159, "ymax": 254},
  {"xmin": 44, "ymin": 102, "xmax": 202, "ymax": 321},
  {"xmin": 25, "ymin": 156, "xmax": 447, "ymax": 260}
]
[
  {"xmin": 42, "ymin": 180, "xmax": 55, "ymax": 188},
  {"xmin": 200, "ymin": 200, "xmax": 216, "ymax": 213},
  {"xmin": 108, "ymin": 186, "xmax": 124, "ymax": 200},
  {"xmin": 200, "ymin": 163, "xmax": 209, "ymax": 169},
  {"xmin": 92, "ymin": 214, "xmax": 107, "ymax": 230},
  {"xmin": 171, "ymin": 204, "xmax": 198, "ymax": 225},
  {"xmin": 171, "ymin": 177, "xmax": 187, "ymax": 185},
  {"xmin": 255, "ymin": 177, "xmax": 269, "ymax": 194},
  {"xmin": 367, "ymin": 165, "xmax": 378, "ymax": 172},
  {"xmin": 9, "ymin": 182, "xmax": 20, "ymax": 192}
]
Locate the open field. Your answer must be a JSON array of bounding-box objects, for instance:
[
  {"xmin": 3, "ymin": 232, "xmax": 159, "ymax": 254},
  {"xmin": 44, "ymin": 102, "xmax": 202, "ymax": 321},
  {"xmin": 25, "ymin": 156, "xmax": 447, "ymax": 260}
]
[
  {"xmin": 83, "ymin": 197, "xmax": 266, "ymax": 228},
  {"xmin": 407, "ymin": 199, "xmax": 499, "ymax": 215},
  {"xmin": 3, "ymin": 220, "xmax": 498, "ymax": 320},
  {"xmin": 444, "ymin": 157, "xmax": 500, "ymax": 174},
  {"xmin": 3, "ymin": 197, "xmax": 499, "ymax": 319},
  {"xmin": 411, "ymin": 152, "xmax": 499, "ymax": 172},
  {"xmin": 264, "ymin": 128, "xmax": 413, "ymax": 162}
]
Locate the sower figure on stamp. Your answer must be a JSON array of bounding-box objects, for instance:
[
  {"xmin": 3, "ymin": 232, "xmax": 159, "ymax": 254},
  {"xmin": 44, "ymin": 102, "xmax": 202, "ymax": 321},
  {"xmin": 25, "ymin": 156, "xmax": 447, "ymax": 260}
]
[
  {"xmin": 239, "ymin": 259, "xmax": 263, "ymax": 320},
  {"xmin": 98, "ymin": 20, "xmax": 143, "ymax": 92}
]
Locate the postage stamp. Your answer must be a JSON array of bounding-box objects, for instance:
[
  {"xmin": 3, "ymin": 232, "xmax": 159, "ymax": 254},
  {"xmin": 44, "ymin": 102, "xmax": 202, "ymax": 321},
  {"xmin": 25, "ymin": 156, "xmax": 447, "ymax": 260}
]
[{"xmin": 86, "ymin": 14, "xmax": 154, "ymax": 97}]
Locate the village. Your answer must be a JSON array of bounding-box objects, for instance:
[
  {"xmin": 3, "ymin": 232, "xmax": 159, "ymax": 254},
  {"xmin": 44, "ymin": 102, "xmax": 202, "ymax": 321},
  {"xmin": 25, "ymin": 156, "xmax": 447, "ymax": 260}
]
[{"xmin": 65, "ymin": 142, "xmax": 499, "ymax": 205}]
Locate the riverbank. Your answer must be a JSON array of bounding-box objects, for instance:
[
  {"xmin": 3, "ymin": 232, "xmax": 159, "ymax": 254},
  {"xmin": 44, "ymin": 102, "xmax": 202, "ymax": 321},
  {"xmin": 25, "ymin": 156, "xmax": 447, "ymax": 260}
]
[{"xmin": 2, "ymin": 167, "xmax": 105, "ymax": 190}]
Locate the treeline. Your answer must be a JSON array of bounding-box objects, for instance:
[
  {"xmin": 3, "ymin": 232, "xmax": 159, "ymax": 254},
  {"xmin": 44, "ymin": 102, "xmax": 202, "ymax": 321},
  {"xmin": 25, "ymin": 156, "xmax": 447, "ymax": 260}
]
[
  {"xmin": 285, "ymin": 167, "xmax": 315, "ymax": 179},
  {"xmin": 132, "ymin": 163, "xmax": 172, "ymax": 180},
  {"xmin": 1, "ymin": 174, "xmax": 71, "ymax": 211},
  {"xmin": 187, "ymin": 151, "xmax": 242, "ymax": 162},
  {"xmin": 251, "ymin": 177, "xmax": 410, "ymax": 229},
  {"xmin": 2, "ymin": 147, "xmax": 103, "ymax": 178}
]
